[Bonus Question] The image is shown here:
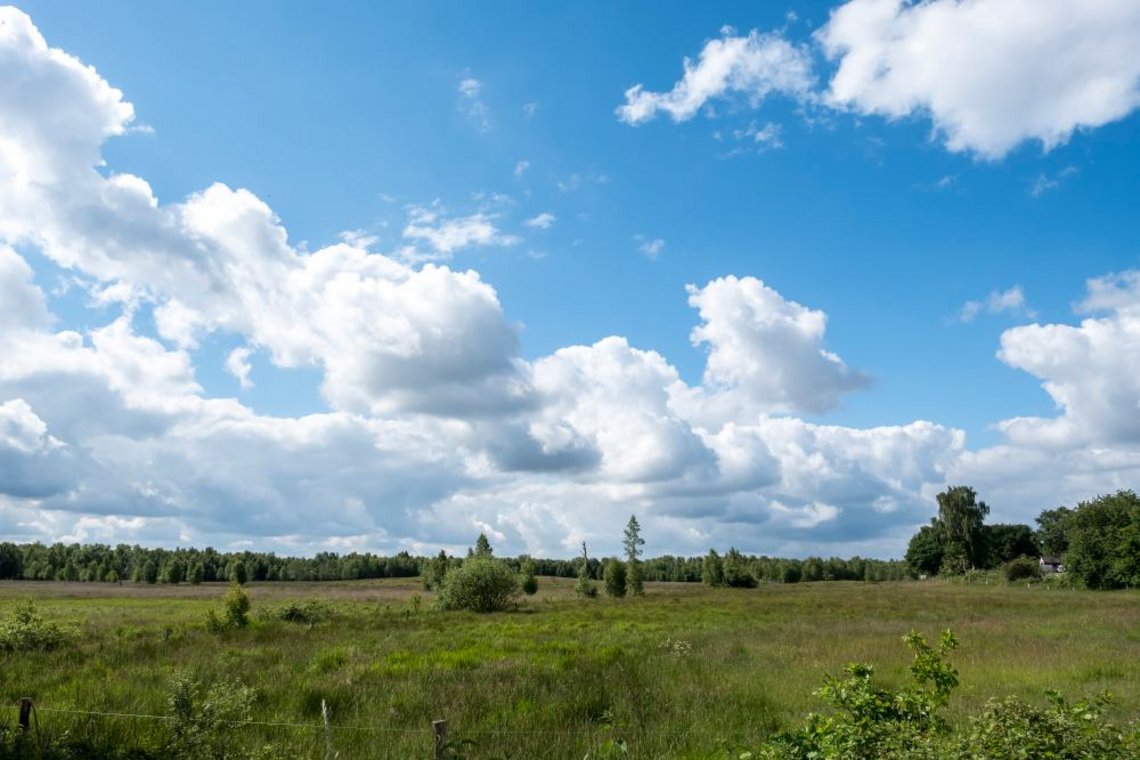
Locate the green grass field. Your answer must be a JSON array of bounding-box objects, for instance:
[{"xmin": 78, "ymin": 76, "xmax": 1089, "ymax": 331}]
[{"xmin": 1, "ymin": 579, "xmax": 1138, "ymax": 758}]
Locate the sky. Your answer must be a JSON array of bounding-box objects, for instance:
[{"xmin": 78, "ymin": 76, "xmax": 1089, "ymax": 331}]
[{"xmin": 2, "ymin": 0, "xmax": 1140, "ymax": 559}]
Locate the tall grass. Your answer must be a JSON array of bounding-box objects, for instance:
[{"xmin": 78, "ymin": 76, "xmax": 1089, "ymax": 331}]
[{"xmin": 0, "ymin": 579, "xmax": 1137, "ymax": 758}]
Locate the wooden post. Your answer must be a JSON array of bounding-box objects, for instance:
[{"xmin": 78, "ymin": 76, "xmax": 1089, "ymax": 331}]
[
  {"xmin": 18, "ymin": 698, "xmax": 32, "ymax": 731},
  {"xmin": 432, "ymin": 719, "xmax": 447, "ymax": 760}
]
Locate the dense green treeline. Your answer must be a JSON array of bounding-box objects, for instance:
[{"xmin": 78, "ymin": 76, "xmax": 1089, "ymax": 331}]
[
  {"xmin": 0, "ymin": 541, "xmax": 906, "ymax": 587},
  {"xmin": 0, "ymin": 543, "xmax": 421, "ymax": 584},
  {"xmin": 905, "ymin": 486, "xmax": 1140, "ymax": 589}
]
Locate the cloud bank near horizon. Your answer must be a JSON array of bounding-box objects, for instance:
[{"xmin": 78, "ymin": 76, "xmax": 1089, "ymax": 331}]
[{"xmin": 2, "ymin": 6, "xmax": 1140, "ymax": 559}]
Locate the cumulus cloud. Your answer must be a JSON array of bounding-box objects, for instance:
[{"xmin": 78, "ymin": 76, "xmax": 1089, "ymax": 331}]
[
  {"xmin": 680, "ymin": 276, "xmax": 868, "ymax": 422},
  {"xmin": 995, "ymin": 271, "xmax": 1140, "ymax": 449},
  {"xmin": 617, "ymin": 27, "xmax": 815, "ymax": 125},
  {"xmin": 0, "ymin": 245, "xmax": 50, "ymax": 329},
  {"xmin": 818, "ymin": 0, "xmax": 1140, "ymax": 158},
  {"xmin": 0, "ymin": 6, "xmax": 999, "ymax": 557},
  {"xmin": 226, "ymin": 347, "xmax": 254, "ymax": 390},
  {"xmin": 958, "ymin": 285, "xmax": 1034, "ymax": 322}
]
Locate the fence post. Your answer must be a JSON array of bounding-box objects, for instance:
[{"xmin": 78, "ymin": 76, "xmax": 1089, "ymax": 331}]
[
  {"xmin": 432, "ymin": 719, "xmax": 447, "ymax": 759},
  {"xmin": 18, "ymin": 698, "xmax": 32, "ymax": 731}
]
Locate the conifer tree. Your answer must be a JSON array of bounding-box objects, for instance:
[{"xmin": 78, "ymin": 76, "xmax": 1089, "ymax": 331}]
[{"xmin": 623, "ymin": 514, "xmax": 646, "ymax": 595}]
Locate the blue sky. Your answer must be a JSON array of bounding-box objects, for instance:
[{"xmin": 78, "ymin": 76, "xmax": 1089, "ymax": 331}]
[{"xmin": 2, "ymin": 1, "xmax": 1140, "ymax": 558}]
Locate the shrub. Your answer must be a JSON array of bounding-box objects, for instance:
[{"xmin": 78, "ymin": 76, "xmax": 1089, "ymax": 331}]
[
  {"xmin": 575, "ymin": 543, "xmax": 597, "ymax": 598},
  {"xmin": 166, "ymin": 673, "xmax": 261, "ymax": 759},
  {"xmin": 603, "ymin": 558, "xmax": 627, "ymax": 598},
  {"xmin": 1002, "ymin": 556, "xmax": 1042, "ymax": 583},
  {"xmin": 257, "ymin": 599, "xmax": 333, "ymax": 624},
  {"xmin": 520, "ymin": 556, "xmax": 538, "ymax": 596},
  {"xmin": 757, "ymin": 630, "xmax": 959, "ymax": 759},
  {"xmin": 206, "ymin": 583, "xmax": 251, "ymax": 631},
  {"xmin": 435, "ymin": 557, "xmax": 520, "ymax": 613},
  {"xmin": 0, "ymin": 601, "xmax": 74, "ymax": 653},
  {"xmin": 961, "ymin": 691, "xmax": 1137, "ymax": 758},
  {"xmin": 747, "ymin": 631, "xmax": 1140, "ymax": 759}
]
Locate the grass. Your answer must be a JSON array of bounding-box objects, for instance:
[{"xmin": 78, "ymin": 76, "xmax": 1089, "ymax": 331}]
[{"xmin": 0, "ymin": 578, "xmax": 1138, "ymax": 758}]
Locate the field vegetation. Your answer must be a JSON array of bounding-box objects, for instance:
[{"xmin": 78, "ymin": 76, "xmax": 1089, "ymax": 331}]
[{"xmin": 1, "ymin": 577, "xmax": 1138, "ymax": 758}]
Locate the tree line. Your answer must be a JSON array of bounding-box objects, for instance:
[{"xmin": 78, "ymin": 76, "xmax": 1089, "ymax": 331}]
[
  {"xmin": 0, "ymin": 520, "xmax": 906, "ymax": 587},
  {"xmin": 905, "ymin": 486, "xmax": 1140, "ymax": 588}
]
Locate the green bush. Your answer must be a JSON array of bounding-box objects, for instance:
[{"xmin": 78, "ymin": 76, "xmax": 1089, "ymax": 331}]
[
  {"xmin": 520, "ymin": 556, "xmax": 538, "ymax": 596},
  {"xmin": 166, "ymin": 673, "xmax": 263, "ymax": 759},
  {"xmin": 748, "ymin": 631, "xmax": 1139, "ymax": 759},
  {"xmin": 1002, "ymin": 556, "xmax": 1041, "ymax": 583},
  {"xmin": 257, "ymin": 599, "xmax": 332, "ymax": 624},
  {"xmin": 961, "ymin": 691, "xmax": 1137, "ymax": 758},
  {"xmin": 206, "ymin": 583, "xmax": 251, "ymax": 631},
  {"xmin": 435, "ymin": 557, "xmax": 520, "ymax": 613},
  {"xmin": 756, "ymin": 630, "xmax": 960, "ymax": 759},
  {"xmin": 0, "ymin": 601, "xmax": 74, "ymax": 653},
  {"xmin": 603, "ymin": 558, "xmax": 627, "ymax": 598}
]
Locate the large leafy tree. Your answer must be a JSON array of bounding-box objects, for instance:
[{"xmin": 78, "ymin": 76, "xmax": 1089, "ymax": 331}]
[
  {"xmin": 936, "ymin": 486, "xmax": 990, "ymax": 573},
  {"xmin": 1066, "ymin": 490, "xmax": 1140, "ymax": 589},
  {"xmin": 702, "ymin": 549, "xmax": 724, "ymax": 587},
  {"xmin": 1035, "ymin": 507, "xmax": 1073, "ymax": 557},
  {"xmin": 984, "ymin": 523, "xmax": 1038, "ymax": 567},
  {"xmin": 905, "ymin": 523, "xmax": 944, "ymax": 577}
]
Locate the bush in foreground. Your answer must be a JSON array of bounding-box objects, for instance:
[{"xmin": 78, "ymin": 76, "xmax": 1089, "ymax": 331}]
[
  {"xmin": 750, "ymin": 629, "xmax": 1138, "ymax": 759},
  {"xmin": 435, "ymin": 557, "xmax": 520, "ymax": 613}
]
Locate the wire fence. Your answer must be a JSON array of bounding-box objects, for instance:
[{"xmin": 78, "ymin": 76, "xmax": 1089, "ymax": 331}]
[{"xmin": 0, "ymin": 699, "xmax": 726, "ymax": 759}]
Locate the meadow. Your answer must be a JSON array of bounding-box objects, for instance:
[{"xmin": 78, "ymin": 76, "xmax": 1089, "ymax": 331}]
[{"xmin": 1, "ymin": 578, "xmax": 1138, "ymax": 758}]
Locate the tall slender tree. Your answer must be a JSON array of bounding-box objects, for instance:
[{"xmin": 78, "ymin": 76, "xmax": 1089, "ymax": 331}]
[
  {"xmin": 623, "ymin": 514, "xmax": 646, "ymax": 595},
  {"xmin": 574, "ymin": 542, "xmax": 596, "ymax": 597}
]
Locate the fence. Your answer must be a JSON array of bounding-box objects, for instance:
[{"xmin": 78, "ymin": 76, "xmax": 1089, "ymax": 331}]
[{"xmin": 2, "ymin": 699, "xmax": 703, "ymax": 759}]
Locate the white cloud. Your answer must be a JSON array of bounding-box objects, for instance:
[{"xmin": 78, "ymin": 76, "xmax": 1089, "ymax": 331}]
[
  {"xmin": 679, "ymin": 276, "xmax": 868, "ymax": 421},
  {"xmin": 0, "ymin": 7, "xmax": 1019, "ymax": 558},
  {"xmin": 735, "ymin": 120, "xmax": 784, "ymax": 150},
  {"xmin": 818, "ymin": 0, "xmax": 1140, "ymax": 159},
  {"xmin": 513, "ymin": 160, "xmax": 529, "ymax": 178},
  {"xmin": 994, "ymin": 271, "xmax": 1140, "ymax": 449},
  {"xmin": 226, "ymin": 347, "xmax": 254, "ymax": 390},
  {"xmin": 0, "ymin": 398, "xmax": 61, "ymax": 455},
  {"xmin": 523, "ymin": 212, "xmax": 556, "ymax": 229},
  {"xmin": 457, "ymin": 75, "xmax": 491, "ymax": 132},
  {"xmin": 635, "ymin": 236, "xmax": 665, "ymax": 259},
  {"xmin": 0, "ymin": 245, "xmax": 50, "ymax": 329},
  {"xmin": 1030, "ymin": 166, "xmax": 1079, "ymax": 197},
  {"xmin": 958, "ymin": 285, "xmax": 1034, "ymax": 322},
  {"xmin": 617, "ymin": 27, "xmax": 815, "ymax": 125},
  {"xmin": 402, "ymin": 207, "xmax": 520, "ymax": 258}
]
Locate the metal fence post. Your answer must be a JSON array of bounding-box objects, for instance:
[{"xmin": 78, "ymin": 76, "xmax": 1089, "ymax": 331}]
[{"xmin": 18, "ymin": 698, "xmax": 32, "ymax": 731}]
